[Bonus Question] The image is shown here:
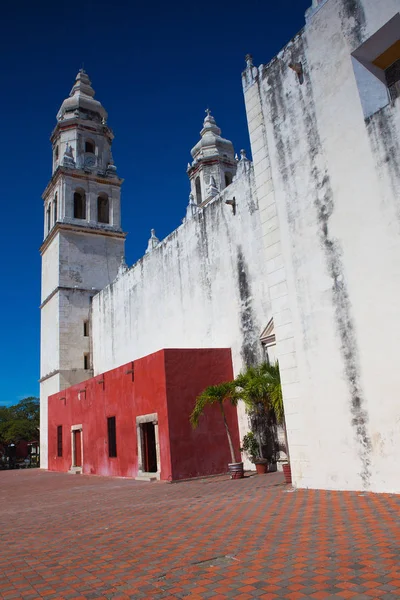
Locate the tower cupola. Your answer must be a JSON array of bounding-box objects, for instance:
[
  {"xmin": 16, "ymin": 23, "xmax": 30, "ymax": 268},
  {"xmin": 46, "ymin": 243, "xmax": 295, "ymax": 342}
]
[
  {"xmin": 187, "ymin": 110, "xmax": 237, "ymax": 206},
  {"xmin": 57, "ymin": 69, "xmax": 107, "ymax": 123}
]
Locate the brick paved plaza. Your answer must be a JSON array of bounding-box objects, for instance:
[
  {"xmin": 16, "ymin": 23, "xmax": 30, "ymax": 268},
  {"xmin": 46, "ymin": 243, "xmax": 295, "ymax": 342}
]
[{"xmin": 1, "ymin": 470, "xmax": 400, "ymax": 599}]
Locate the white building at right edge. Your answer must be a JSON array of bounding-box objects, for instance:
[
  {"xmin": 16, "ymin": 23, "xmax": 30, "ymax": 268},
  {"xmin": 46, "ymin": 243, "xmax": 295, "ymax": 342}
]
[{"xmin": 243, "ymin": 0, "xmax": 400, "ymax": 492}]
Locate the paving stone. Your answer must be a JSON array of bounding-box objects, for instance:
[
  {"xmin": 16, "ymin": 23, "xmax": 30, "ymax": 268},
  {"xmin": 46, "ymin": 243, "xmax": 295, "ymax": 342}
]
[{"xmin": 1, "ymin": 470, "xmax": 400, "ymax": 599}]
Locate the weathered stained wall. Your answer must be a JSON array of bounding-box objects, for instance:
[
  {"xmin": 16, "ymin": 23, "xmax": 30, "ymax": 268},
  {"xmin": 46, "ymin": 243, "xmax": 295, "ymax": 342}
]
[
  {"xmin": 91, "ymin": 159, "xmax": 272, "ymax": 443},
  {"xmin": 48, "ymin": 348, "xmax": 239, "ymax": 480},
  {"xmin": 243, "ymin": 0, "xmax": 400, "ymax": 492}
]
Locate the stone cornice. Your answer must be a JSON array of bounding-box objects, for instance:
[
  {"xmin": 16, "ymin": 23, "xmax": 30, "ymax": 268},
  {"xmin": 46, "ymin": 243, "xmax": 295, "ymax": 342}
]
[
  {"xmin": 40, "ymin": 285, "xmax": 101, "ymax": 310},
  {"xmin": 50, "ymin": 119, "xmax": 114, "ymax": 144},
  {"xmin": 40, "ymin": 221, "xmax": 126, "ymax": 255},
  {"xmin": 42, "ymin": 167, "xmax": 123, "ymax": 199},
  {"xmin": 188, "ymin": 157, "xmax": 237, "ymax": 178}
]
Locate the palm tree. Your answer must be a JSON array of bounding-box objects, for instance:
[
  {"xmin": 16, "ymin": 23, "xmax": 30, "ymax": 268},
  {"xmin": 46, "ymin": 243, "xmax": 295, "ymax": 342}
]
[
  {"xmin": 259, "ymin": 361, "xmax": 290, "ymax": 463},
  {"xmin": 190, "ymin": 382, "xmax": 239, "ymax": 464},
  {"xmin": 235, "ymin": 362, "xmax": 290, "ymax": 464},
  {"xmin": 235, "ymin": 364, "xmax": 271, "ymax": 460}
]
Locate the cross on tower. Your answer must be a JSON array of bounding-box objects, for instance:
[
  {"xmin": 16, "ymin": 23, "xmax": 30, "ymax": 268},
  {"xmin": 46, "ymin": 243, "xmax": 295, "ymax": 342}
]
[{"xmin": 205, "ymin": 108, "xmax": 211, "ymax": 117}]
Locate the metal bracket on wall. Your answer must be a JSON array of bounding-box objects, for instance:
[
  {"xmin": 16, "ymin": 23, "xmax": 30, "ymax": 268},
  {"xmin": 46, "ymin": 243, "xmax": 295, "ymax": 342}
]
[
  {"xmin": 289, "ymin": 62, "xmax": 304, "ymax": 84},
  {"xmin": 97, "ymin": 378, "xmax": 105, "ymax": 390},
  {"xmin": 225, "ymin": 197, "xmax": 236, "ymax": 216},
  {"xmin": 125, "ymin": 361, "xmax": 135, "ymax": 382}
]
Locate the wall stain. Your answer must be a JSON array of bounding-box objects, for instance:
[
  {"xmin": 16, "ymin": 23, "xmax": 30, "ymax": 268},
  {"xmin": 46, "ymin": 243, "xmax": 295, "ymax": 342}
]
[
  {"xmin": 340, "ymin": 0, "xmax": 366, "ymax": 47},
  {"xmin": 196, "ymin": 209, "xmax": 212, "ymax": 301},
  {"xmin": 236, "ymin": 247, "xmax": 260, "ymax": 367},
  {"xmin": 366, "ymin": 104, "xmax": 400, "ymax": 224},
  {"xmin": 265, "ymin": 33, "xmax": 372, "ymax": 487}
]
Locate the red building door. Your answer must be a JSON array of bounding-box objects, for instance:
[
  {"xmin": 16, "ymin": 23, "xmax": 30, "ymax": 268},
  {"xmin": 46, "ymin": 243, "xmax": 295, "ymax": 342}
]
[
  {"xmin": 142, "ymin": 423, "xmax": 157, "ymax": 473},
  {"xmin": 73, "ymin": 430, "xmax": 82, "ymax": 467}
]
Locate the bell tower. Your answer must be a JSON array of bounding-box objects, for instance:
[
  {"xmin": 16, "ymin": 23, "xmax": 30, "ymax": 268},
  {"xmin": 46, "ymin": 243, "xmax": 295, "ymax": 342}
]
[
  {"xmin": 39, "ymin": 70, "xmax": 126, "ymax": 468},
  {"xmin": 187, "ymin": 110, "xmax": 237, "ymax": 206}
]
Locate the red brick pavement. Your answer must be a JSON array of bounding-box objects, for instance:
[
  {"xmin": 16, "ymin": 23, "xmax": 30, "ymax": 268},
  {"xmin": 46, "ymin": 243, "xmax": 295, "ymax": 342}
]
[{"xmin": 1, "ymin": 470, "xmax": 400, "ymax": 599}]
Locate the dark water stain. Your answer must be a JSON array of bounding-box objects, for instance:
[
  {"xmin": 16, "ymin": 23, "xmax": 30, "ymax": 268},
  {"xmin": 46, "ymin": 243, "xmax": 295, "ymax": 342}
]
[
  {"xmin": 340, "ymin": 0, "xmax": 366, "ymax": 47},
  {"xmin": 195, "ymin": 209, "xmax": 212, "ymax": 301},
  {"xmin": 236, "ymin": 247, "xmax": 260, "ymax": 367},
  {"xmin": 366, "ymin": 104, "xmax": 400, "ymax": 223}
]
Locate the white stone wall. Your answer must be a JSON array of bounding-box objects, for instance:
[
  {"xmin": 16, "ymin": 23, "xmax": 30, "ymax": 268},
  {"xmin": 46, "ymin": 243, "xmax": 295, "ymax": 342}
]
[
  {"xmin": 39, "ymin": 375, "xmax": 61, "ymax": 469},
  {"xmin": 91, "ymin": 162, "xmax": 272, "ymax": 449},
  {"xmin": 40, "ymin": 228, "xmax": 124, "ymax": 467},
  {"xmin": 243, "ymin": 0, "xmax": 400, "ymax": 492}
]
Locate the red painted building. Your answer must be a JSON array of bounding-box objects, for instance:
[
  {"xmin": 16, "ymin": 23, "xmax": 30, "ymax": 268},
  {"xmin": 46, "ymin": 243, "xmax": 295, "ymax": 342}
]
[{"xmin": 48, "ymin": 348, "xmax": 240, "ymax": 481}]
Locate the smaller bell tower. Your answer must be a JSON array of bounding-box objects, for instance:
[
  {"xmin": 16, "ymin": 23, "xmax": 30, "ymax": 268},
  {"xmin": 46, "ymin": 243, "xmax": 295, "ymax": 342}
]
[
  {"xmin": 187, "ymin": 110, "xmax": 237, "ymax": 206},
  {"xmin": 40, "ymin": 69, "xmax": 126, "ymax": 468}
]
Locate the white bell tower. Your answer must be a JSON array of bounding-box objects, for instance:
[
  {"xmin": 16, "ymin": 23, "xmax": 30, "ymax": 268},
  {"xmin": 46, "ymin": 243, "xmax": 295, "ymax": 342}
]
[
  {"xmin": 39, "ymin": 70, "xmax": 126, "ymax": 468},
  {"xmin": 187, "ymin": 110, "xmax": 237, "ymax": 206}
]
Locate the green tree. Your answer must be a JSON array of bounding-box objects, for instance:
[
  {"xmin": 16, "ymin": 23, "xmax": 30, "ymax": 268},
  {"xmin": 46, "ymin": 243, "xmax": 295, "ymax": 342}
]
[
  {"xmin": 0, "ymin": 397, "xmax": 39, "ymax": 445},
  {"xmin": 190, "ymin": 382, "xmax": 239, "ymax": 464},
  {"xmin": 235, "ymin": 362, "xmax": 289, "ymax": 463}
]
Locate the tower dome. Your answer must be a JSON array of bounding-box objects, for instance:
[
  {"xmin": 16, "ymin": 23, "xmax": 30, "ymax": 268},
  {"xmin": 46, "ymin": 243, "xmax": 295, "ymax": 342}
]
[
  {"xmin": 57, "ymin": 69, "xmax": 107, "ymax": 123},
  {"xmin": 190, "ymin": 110, "xmax": 235, "ymax": 162}
]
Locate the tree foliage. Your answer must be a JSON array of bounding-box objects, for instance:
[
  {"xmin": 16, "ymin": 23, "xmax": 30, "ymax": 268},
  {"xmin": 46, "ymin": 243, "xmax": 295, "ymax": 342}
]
[
  {"xmin": 0, "ymin": 397, "xmax": 39, "ymax": 445},
  {"xmin": 235, "ymin": 362, "xmax": 288, "ymax": 463},
  {"xmin": 235, "ymin": 362, "xmax": 283, "ymax": 422},
  {"xmin": 190, "ymin": 382, "xmax": 239, "ymax": 464}
]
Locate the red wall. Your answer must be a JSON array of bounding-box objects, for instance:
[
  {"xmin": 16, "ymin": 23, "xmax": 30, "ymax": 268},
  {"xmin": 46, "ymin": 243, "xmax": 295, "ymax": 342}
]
[
  {"xmin": 48, "ymin": 348, "xmax": 237, "ymax": 481},
  {"xmin": 164, "ymin": 349, "xmax": 240, "ymax": 480}
]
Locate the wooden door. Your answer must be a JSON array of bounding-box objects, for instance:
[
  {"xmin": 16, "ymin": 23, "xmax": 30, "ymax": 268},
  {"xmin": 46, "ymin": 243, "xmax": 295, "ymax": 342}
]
[
  {"xmin": 74, "ymin": 430, "xmax": 82, "ymax": 467},
  {"xmin": 142, "ymin": 423, "xmax": 157, "ymax": 473}
]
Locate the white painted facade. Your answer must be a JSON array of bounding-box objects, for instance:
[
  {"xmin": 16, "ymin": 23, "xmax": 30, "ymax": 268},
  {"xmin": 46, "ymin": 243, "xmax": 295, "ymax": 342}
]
[
  {"xmin": 243, "ymin": 0, "xmax": 400, "ymax": 492},
  {"xmin": 91, "ymin": 139, "xmax": 272, "ymax": 447},
  {"xmin": 41, "ymin": 0, "xmax": 400, "ymax": 492}
]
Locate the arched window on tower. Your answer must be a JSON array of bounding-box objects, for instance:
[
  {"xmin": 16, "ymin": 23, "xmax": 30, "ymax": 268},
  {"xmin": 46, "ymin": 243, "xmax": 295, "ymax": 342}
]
[
  {"xmin": 54, "ymin": 193, "xmax": 58, "ymax": 224},
  {"xmin": 97, "ymin": 193, "xmax": 110, "ymax": 224},
  {"xmin": 74, "ymin": 190, "xmax": 86, "ymax": 220},
  {"xmin": 195, "ymin": 176, "xmax": 202, "ymax": 205},
  {"xmin": 225, "ymin": 172, "xmax": 233, "ymax": 188},
  {"xmin": 85, "ymin": 140, "xmax": 95, "ymax": 154},
  {"xmin": 54, "ymin": 146, "xmax": 59, "ymax": 161},
  {"xmin": 47, "ymin": 204, "xmax": 51, "ymax": 233}
]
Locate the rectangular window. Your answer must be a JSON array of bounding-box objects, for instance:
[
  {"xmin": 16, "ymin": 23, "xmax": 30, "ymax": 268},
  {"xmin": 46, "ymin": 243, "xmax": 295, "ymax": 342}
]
[
  {"xmin": 83, "ymin": 320, "xmax": 89, "ymax": 337},
  {"xmin": 57, "ymin": 425, "xmax": 62, "ymax": 457},
  {"xmin": 84, "ymin": 353, "xmax": 90, "ymax": 369},
  {"xmin": 107, "ymin": 416, "xmax": 117, "ymax": 458}
]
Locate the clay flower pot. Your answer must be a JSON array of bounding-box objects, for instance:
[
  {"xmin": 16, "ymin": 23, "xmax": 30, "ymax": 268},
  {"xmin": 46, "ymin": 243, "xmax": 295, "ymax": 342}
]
[
  {"xmin": 228, "ymin": 462, "xmax": 244, "ymax": 479},
  {"xmin": 282, "ymin": 462, "xmax": 292, "ymax": 484},
  {"xmin": 254, "ymin": 459, "xmax": 269, "ymax": 474}
]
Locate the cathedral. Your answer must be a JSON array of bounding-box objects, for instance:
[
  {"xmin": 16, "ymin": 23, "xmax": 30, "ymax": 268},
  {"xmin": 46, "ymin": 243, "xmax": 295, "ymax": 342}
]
[{"xmin": 40, "ymin": 0, "xmax": 400, "ymax": 492}]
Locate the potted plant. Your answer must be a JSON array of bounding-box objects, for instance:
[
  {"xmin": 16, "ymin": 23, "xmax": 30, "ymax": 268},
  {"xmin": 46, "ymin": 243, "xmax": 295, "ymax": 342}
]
[
  {"xmin": 235, "ymin": 362, "xmax": 291, "ymax": 484},
  {"xmin": 190, "ymin": 382, "xmax": 244, "ymax": 479},
  {"xmin": 260, "ymin": 362, "xmax": 291, "ymax": 484},
  {"xmin": 241, "ymin": 431, "xmax": 269, "ymax": 474},
  {"xmin": 235, "ymin": 364, "xmax": 275, "ymax": 473}
]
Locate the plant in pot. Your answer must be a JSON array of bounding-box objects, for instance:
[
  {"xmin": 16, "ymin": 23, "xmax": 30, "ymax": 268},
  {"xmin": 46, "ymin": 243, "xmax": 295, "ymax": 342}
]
[
  {"xmin": 241, "ymin": 431, "xmax": 269, "ymax": 474},
  {"xmin": 235, "ymin": 364, "xmax": 273, "ymax": 474},
  {"xmin": 190, "ymin": 381, "xmax": 244, "ymax": 479},
  {"xmin": 236, "ymin": 362, "xmax": 291, "ymax": 484},
  {"xmin": 260, "ymin": 361, "xmax": 291, "ymax": 484}
]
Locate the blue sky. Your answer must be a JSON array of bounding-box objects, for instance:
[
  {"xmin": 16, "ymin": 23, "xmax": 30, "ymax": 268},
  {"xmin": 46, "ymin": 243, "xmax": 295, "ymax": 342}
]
[{"xmin": 0, "ymin": 0, "xmax": 310, "ymax": 406}]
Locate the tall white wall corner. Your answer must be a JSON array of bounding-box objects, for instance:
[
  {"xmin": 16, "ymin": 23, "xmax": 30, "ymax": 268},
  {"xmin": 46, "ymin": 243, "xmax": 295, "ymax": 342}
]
[{"xmin": 243, "ymin": 55, "xmax": 301, "ymax": 486}]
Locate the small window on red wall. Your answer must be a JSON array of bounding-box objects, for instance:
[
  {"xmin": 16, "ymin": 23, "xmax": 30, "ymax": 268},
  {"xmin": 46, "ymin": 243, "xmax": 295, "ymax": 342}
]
[
  {"xmin": 57, "ymin": 425, "xmax": 63, "ymax": 457},
  {"xmin": 107, "ymin": 416, "xmax": 117, "ymax": 458}
]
